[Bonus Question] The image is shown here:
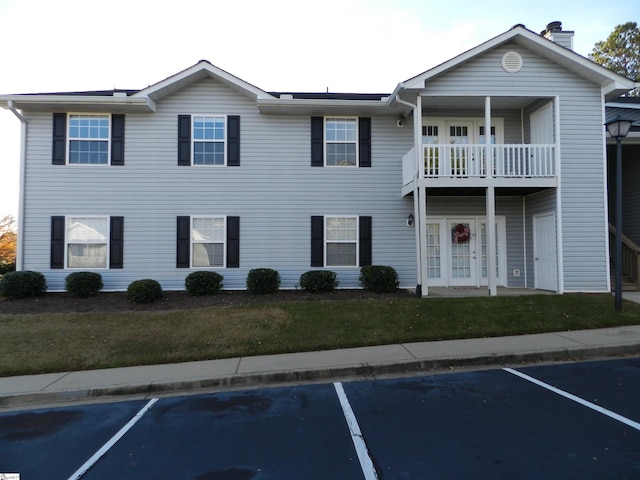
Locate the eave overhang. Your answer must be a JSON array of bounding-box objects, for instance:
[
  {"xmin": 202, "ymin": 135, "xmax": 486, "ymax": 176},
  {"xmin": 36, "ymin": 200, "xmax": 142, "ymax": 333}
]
[
  {"xmin": 256, "ymin": 97, "xmax": 405, "ymax": 116},
  {"xmin": 0, "ymin": 94, "xmax": 156, "ymax": 113}
]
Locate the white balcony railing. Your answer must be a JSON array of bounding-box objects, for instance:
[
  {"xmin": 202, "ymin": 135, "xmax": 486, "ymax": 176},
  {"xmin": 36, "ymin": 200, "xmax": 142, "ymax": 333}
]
[{"xmin": 403, "ymin": 144, "xmax": 556, "ymax": 186}]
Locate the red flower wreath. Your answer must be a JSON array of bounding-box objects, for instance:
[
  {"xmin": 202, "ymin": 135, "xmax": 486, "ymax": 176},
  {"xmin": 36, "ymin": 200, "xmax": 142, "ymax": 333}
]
[{"xmin": 452, "ymin": 224, "xmax": 470, "ymax": 244}]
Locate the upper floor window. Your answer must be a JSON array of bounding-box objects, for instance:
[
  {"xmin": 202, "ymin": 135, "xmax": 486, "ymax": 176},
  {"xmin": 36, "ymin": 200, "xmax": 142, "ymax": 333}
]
[
  {"xmin": 52, "ymin": 113, "xmax": 125, "ymax": 166},
  {"xmin": 193, "ymin": 116, "xmax": 226, "ymax": 165},
  {"xmin": 325, "ymin": 117, "xmax": 358, "ymax": 166},
  {"xmin": 68, "ymin": 115, "xmax": 110, "ymax": 164},
  {"xmin": 178, "ymin": 115, "xmax": 240, "ymax": 167},
  {"xmin": 311, "ymin": 116, "xmax": 371, "ymax": 168}
]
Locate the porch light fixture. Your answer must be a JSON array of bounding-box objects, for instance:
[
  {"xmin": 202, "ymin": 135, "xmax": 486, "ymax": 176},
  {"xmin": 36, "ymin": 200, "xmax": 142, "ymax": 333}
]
[
  {"xmin": 605, "ymin": 117, "xmax": 633, "ymax": 311},
  {"xmin": 407, "ymin": 214, "xmax": 414, "ymax": 226}
]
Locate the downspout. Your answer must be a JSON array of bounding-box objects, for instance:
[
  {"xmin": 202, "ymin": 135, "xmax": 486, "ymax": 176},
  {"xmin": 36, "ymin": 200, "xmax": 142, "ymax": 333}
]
[
  {"xmin": 396, "ymin": 95, "xmax": 423, "ymax": 296},
  {"xmin": 7, "ymin": 101, "xmax": 27, "ymax": 271}
]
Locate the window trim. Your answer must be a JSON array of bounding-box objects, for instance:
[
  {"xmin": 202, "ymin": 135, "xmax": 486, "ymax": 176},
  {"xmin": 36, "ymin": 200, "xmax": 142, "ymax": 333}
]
[
  {"xmin": 190, "ymin": 215, "xmax": 228, "ymax": 268},
  {"xmin": 324, "ymin": 215, "xmax": 359, "ymax": 267},
  {"xmin": 324, "ymin": 116, "xmax": 359, "ymax": 167},
  {"xmin": 66, "ymin": 113, "xmax": 111, "ymax": 166},
  {"xmin": 64, "ymin": 215, "xmax": 110, "ymax": 270},
  {"xmin": 191, "ymin": 114, "xmax": 228, "ymax": 167}
]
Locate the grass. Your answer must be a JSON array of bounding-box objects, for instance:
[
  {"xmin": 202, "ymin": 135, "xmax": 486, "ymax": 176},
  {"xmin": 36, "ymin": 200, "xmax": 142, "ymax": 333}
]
[{"xmin": 1, "ymin": 293, "xmax": 639, "ymax": 377}]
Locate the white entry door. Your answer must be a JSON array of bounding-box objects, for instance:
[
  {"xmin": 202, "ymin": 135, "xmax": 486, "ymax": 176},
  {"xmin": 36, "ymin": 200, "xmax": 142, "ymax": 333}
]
[
  {"xmin": 448, "ymin": 219, "xmax": 477, "ymax": 286},
  {"xmin": 533, "ymin": 212, "xmax": 558, "ymax": 291}
]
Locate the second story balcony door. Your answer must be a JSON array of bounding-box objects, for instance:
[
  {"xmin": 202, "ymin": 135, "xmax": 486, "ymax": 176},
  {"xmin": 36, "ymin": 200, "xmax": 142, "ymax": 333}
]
[{"xmin": 446, "ymin": 122, "xmax": 473, "ymax": 177}]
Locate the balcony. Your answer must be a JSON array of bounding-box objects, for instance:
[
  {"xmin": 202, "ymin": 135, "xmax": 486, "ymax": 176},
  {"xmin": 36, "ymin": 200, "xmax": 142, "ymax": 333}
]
[{"xmin": 402, "ymin": 144, "xmax": 558, "ymax": 195}]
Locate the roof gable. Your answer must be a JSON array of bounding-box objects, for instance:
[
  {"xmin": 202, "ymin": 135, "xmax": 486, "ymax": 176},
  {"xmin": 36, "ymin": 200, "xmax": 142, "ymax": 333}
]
[
  {"xmin": 134, "ymin": 60, "xmax": 275, "ymax": 102},
  {"xmin": 394, "ymin": 25, "xmax": 635, "ymax": 101}
]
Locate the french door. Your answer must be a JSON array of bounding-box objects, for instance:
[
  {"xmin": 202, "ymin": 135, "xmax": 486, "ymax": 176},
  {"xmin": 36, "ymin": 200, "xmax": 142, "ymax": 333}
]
[{"xmin": 425, "ymin": 217, "xmax": 506, "ymax": 287}]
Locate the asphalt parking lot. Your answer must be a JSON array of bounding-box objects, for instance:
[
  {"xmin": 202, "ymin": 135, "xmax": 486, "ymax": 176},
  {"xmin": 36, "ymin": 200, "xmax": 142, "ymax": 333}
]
[{"xmin": 1, "ymin": 358, "xmax": 639, "ymax": 479}]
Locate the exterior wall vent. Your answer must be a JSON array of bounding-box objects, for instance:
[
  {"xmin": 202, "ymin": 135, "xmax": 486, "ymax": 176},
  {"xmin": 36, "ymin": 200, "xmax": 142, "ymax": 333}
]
[{"xmin": 501, "ymin": 51, "xmax": 523, "ymax": 73}]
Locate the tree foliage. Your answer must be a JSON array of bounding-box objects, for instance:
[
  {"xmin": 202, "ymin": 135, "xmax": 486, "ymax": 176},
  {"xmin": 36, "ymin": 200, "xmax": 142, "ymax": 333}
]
[
  {"xmin": 0, "ymin": 215, "xmax": 17, "ymax": 272},
  {"xmin": 589, "ymin": 22, "xmax": 640, "ymax": 96}
]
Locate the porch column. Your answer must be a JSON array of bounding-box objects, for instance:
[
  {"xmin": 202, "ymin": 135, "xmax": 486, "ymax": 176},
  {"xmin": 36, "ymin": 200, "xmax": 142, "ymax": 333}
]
[
  {"xmin": 485, "ymin": 96, "xmax": 497, "ymax": 296},
  {"xmin": 414, "ymin": 95, "xmax": 428, "ymax": 297}
]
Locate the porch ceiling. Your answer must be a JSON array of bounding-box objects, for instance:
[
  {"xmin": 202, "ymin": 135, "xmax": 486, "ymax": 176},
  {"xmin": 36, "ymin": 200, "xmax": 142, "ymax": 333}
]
[
  {"xmin": 425, "ymin": 186, "xmax": 552, "ymax": 196},
  {"xmin": 419, "ymin": 95, "xmax": 542, "ymax": 110}
]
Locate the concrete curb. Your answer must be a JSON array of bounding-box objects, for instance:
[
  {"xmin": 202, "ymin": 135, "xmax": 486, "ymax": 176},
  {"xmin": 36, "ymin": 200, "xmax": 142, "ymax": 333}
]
[{"xmin": 2, "ymin": 342, "xmax": 638, "ymax": 410}]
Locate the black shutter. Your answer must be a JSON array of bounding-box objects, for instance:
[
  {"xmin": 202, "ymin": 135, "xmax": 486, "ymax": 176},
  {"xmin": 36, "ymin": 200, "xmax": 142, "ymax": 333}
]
[
  {"xmin": 227, "ymin": 115, "xmax": 240, "ymax": 166},
  {"xmin": 52, "ymin": 113, "xmax": 66, "ymax": 165},
  {"xmin": 227, "ymin": 216, "xmax": 240, "ymax": 267},
  {"xmin": 359, "ymin": 117, "xmax": 371, "ymax": 167},
  {"xmin": 359, "ymin": 216, "xmax": 372, "ymax": 267},
  {"xmin": 178, "ymin": 115, "xmax": 191, "ymax": 166},
  {"xmin": 176, "ymin": 216, "xmax": 190, "ymax": 268},
  {"xmin": 51, "ymin": 216, "xmax": 65, "ymax": 269},
  {"xmin": 311, "ymin": 216, "xmax": 324, "ymax": 267},
  {"xmin": 111, "ymin": 114, "xmax": 125, "ymax": 166},
  {"xmin": 311, "ymin": 117, "xmax": 324, "ymax": 167},
  {"xmin": 109, "ymin": 216, "xmax": 124, "ymax": 269}
]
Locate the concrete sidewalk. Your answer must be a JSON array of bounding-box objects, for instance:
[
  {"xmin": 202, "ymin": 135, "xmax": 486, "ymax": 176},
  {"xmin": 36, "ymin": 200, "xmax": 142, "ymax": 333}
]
[{"xmin": 2, "ymin": 324, "xmax": 640, "ymax": 410}]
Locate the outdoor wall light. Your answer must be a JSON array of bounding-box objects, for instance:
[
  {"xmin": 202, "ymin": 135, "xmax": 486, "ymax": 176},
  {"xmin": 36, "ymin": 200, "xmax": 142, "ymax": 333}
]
[{"xmin": 407, "ymin": 214, "xmax": 414, "ymax": 226}]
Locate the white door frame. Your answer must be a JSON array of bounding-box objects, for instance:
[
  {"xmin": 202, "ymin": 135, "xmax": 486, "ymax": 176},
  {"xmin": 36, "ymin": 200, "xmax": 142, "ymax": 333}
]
[{"xmin": 533, "ymin": 212, "xmax": 558, "ymax": 291}]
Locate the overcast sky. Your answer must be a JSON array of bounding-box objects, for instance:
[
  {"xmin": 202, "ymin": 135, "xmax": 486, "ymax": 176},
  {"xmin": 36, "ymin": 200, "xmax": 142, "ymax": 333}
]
[{"xmin": 0, "ymin": 0, "xmax": 637, "ymax": 217}]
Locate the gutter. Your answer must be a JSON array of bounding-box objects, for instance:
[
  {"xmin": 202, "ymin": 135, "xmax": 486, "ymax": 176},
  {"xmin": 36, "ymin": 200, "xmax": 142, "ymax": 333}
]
[{"xmin": 7, "ymin": 101, "xmax": 26, "ymax": 271}]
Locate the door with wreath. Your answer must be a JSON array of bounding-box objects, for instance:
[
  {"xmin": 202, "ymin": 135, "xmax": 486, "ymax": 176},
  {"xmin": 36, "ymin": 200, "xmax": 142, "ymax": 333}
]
[{"xmin": 448, "ymin": 220, "xmax": 476, "ymax": 286}]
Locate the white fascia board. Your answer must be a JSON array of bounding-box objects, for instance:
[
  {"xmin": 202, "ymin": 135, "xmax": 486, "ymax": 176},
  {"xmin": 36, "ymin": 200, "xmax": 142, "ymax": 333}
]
[
  {"xmin": 257, "ymin": 98, "xmax": 398, "ymax": 115},
  {"xmin": 0, "ymin": 94, "xmax": 156, "ymax": 112},
  {"xmin": 606, "ymin": 102, "xmax": 640, "ymax": 110}
]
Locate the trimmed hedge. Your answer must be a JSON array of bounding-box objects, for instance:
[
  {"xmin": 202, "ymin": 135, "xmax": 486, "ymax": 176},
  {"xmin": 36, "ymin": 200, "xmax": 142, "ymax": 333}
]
[
  {"xmin": 299, "ymin": 270, "xmax": 339, "ymax": 293},
  {"xmin": 127, "ymin": 279, "xmax": 163, "ymax": 303},
  {"xmin": 65, "ymin": 272, "xmax": 103, "ymax": 297},
  {"xmin": 246, "ymin": 268, "xmax": 281, "ymax": 294},
  {"xmin": 0, "ymin": 270, "xmax": 47, "ymax": 299},
  {"xmin": 359, "ymin": 265, "xmax": 399, "ymax": 293},
  {"xmin": 185, "ymin": 271, "xmax": 224, "ymax": 296}
]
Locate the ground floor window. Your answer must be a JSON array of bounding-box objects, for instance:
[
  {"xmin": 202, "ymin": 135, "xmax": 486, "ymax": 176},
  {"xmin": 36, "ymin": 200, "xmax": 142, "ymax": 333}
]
[
  {"xmin": 66, "ymin": 216, "xmax": 109, "ymax": 268},
  {"xmin": 325, "ymin": 216, "xmax": 358, "ymax": 266}
]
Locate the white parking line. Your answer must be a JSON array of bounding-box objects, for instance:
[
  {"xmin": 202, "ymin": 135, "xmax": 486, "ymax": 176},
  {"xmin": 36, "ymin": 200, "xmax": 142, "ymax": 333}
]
[
  {"xmin": 504, "ymin": 368, "xmax": 640, "ymax": 431},
  {"xmin": 67, "ymin": 398, "xmax": 159, "ymax": 480},
  {"xmin": 334, "ymin": 382, "xmax": 380, "ymax": 480}
]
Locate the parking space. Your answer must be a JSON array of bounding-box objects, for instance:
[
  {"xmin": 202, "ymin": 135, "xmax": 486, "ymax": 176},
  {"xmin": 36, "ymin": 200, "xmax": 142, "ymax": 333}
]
[{"xmin": 1, "ymin": 358, "xmax": 639, "ymax": 479}]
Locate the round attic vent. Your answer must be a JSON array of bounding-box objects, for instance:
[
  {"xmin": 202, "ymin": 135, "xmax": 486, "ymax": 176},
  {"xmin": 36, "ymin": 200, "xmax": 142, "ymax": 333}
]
[{"xmin": 501, "ymin": 51, "xmax": 523, "ymax": 73}]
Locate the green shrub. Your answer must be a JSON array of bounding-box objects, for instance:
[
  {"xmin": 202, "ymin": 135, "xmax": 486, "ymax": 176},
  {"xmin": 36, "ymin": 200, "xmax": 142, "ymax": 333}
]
[
  {"xmin": 185, "ymin": 271, "xmax": 224, "ymax": 296},
  {"xmin": 65, "ymin": 272, "xmax": 103, "ymax": 297},
  {"xmin": 126, "ymin": 279, "xmax": 163, "ymax": 303},
  {"xmin": 0, "ymin": 270, "xmax": 47, "ymax": 299},
  {"xmin": 246, "ymin": 268, "xmax": 281, "ymax": 294},
  {"xmin": 299, "ymin": 270, "xmax": 339, "ymax": 293},
  {"xmin": 359, "ymin": 265, "xmax": 399, "ymax": 293}
]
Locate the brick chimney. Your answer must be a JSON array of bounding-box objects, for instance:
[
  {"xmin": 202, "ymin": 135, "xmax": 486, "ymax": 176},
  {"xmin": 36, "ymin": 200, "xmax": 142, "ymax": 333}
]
[{"xmin": 541, "ymin": 21, "xmax": 574, "ymax": 50}]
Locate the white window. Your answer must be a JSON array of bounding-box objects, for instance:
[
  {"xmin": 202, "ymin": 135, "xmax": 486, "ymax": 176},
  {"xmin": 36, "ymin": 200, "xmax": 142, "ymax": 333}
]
[
  {"xmin": 325, "ymin": 117, "xmax": 357, "ymax": 166},
  {"xmin": 68, "ymin": 114, "xmax": 110, "ymax": 164},
  {"xmin": 66, "ymin": 216, "xmax": 109, "ymax": 268},
  {"xmin": 325, "ymin": 216, "xmax": 358, "ymax": 266},
  {"xmin": 191, "ymin": 216, "xmax": 226, "ymax": 267},
  {"xmin": 193, "ymin": 116, "xmax": 226, "ymax": 166}
]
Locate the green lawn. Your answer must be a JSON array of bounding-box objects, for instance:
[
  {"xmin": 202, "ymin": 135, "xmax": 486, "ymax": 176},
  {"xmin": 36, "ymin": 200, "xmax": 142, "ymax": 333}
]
[{"xmin": 1, "ymin": 293, "xmax": 638, "ymax": 377}]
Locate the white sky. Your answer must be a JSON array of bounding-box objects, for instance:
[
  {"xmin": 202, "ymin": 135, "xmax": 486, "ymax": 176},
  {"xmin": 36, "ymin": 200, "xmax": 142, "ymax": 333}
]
[{"xmin": 0, "ymin": 0, "xmax": 638, "ymax": 218}]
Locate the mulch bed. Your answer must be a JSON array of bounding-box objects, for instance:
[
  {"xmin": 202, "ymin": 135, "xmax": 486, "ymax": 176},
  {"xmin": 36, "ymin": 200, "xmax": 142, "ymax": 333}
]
[{"xmin": 0, "ymin": 289, "xmax": 414, "ymax": 314}]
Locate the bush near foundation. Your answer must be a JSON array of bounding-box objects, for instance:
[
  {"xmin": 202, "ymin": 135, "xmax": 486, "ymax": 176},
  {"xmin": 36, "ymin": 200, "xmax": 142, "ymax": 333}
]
[
  {"xmin": 299, "ymin": 270, "xmax": 339, "ymax": 293},
  {"xmin": 246, "ymin": 268, "xmax": 280, "ymax": 294},
  {"xmin": 65, "ymin": 272, "xmax": 103, "ymax": 297},
  {"xmin": 0, "ymin": 270, "xmax": 47, "ymax": 299},
  {"xmin": 359, "ymin": 265, "xmax": 399, "ymax": 293},
  {"xmin": 127, "ymin": 279, "xmax": 163, "ymax": 303},
  {"xmin": 185, "ymin": 271, "xmax": 224, "ymax": 296}
]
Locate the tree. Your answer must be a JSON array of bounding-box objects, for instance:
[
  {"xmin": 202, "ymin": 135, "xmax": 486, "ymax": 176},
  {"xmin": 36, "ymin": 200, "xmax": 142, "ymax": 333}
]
[
  {"xmin": 589, "ymin": 22, "xmax": 640, "ymax": 96},
  {"xmin": 0, "ymin": 215, "xmax": 17, "ymax": 273}
]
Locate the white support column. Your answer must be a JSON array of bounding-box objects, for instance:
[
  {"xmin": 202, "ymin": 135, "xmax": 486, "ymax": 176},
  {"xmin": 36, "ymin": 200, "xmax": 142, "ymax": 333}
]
[
  {"xmin": 485, "ymin": 96, "xmax": 497, "ymax": 296},
  {"xmin": 414, "ymin": 95, "xmax": 428, "ymax": 297}
]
